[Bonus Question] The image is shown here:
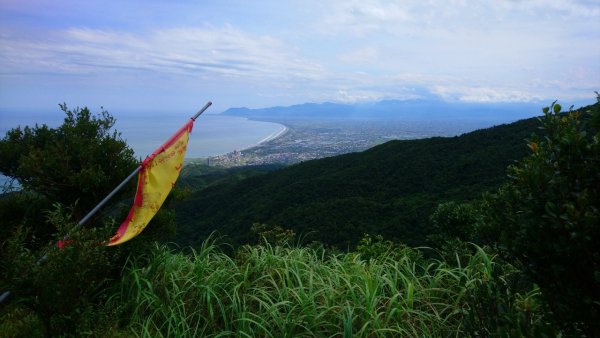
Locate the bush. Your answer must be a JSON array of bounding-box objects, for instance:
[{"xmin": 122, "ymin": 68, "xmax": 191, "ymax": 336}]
[
  {"xmin": 0, "ymin": 304, "xmax": 45, "ymax": 338},
  {"xmin": 0, "ymin": 104, "xmax": 137, "ymax": 209},
  {"xmin": 0, "ymin": 104, "xmax": 176, "ymax": 335},
  {"xmin": 0, "ymin": 204, "xmax": 126, "ymax": 336},
  {"xmin": 487, "ymin": 99, "xmax": 600, "ymax": 335},
  {"xmin": 427, "ymin": 201, "xmax": 484, "ymax": 250}
]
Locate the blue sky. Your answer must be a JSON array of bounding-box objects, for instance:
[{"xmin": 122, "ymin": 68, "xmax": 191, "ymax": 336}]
[{"xmin": 0, "ymin": 0, "xmax": 599, "ymax": 113}]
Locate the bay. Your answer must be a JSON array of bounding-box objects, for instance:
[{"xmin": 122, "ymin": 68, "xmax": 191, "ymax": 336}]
[
  {"xmin": 0, "ymin": 111, "xmax": 285, "ymax": 189},
  {"xmin": 0, "ymin": 111, "xmax": 286, "ymax": 158},
  {"xmin": 117, "ymin": 114, "xmax": 285, "ymax": 159}
]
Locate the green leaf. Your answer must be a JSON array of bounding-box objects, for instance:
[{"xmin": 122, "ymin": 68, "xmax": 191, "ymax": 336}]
[{"xmin": 553, "ymin": 104, "xmax": 561, "ymax": 114}]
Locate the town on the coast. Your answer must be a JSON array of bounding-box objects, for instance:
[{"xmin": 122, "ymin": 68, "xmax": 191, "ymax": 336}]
[{"xmin": 196, "ymin": 119, "xmax": 496, "ymax": 167}]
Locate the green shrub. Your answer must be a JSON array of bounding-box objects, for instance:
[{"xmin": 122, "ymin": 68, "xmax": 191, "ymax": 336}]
[
  {"xmin": 0, "ymin": 304, "xmax": 45, "ymax": 338},
  {"xmin": 487, "ymin": 99, "xmax": 600, "ymax": 335},
  {"xmin": 0, "ymin": 104, "xmax": 137, "ymax": 220},
  {"xmin": 0, "ymin": 104, "xmax": 180, "ymax": 336},
  {"xmin": 251, "ymin": 222, "xmax": 296, "ymax": 246},
  {"xmin": 0, "ymin": 203, "xmax": 125, "ymax": 336}
]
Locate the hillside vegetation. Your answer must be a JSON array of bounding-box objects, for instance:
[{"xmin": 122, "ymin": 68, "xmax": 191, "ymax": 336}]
[
  {"xmin": 109, "ymin": 240, "xmax": 550, "ymax": 337},
  {"xmin": 175, "ymin": 115, "xmax": 541, "ymax": 248},
  {"xmin": 1, "ymin": 99, "xmax": 597, "ymax": 336}
]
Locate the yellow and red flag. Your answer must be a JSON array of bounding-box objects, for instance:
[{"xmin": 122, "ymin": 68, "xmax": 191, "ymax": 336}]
[{"xmin": 107, "ymin": 120, "xmax": 193, "ymax": 246}]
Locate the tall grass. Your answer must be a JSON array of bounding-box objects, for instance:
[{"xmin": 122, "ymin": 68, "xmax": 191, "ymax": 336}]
[{"xmin": 113, "ymin": 241, "xmax": 548, "ymax": 337}]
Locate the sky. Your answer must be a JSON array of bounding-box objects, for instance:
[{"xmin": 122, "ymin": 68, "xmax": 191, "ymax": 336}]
[{"xmin": 0, "ymin": 0, "xmax": 599, "ymax": 114}]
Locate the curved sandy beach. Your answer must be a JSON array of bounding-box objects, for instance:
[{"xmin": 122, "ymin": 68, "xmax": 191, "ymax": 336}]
[
  {"xmin": 258, "ymin": 125, "xmax": 288, "ymax": 144},
  {"xmin": 236, "ymin": 124, "xmax": 288, "ymax": 152}
]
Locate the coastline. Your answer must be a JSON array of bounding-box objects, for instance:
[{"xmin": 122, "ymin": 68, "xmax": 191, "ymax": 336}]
[
  {"xmin": 248, "ymin": 125, "xmax": 288, "ymax": 149},
  {"xmin": 233, "ymin": 124, "xmax": 287, "ymax": 153},
  {"xmin": 185, "ymin": 122, "xmax": 288, "ymax": 162}
]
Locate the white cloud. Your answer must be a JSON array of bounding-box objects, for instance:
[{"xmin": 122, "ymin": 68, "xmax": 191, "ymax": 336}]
[
  {"xmin": 319, "ymin": 0, "xmax": 411, "ymax": 36},
  {"xmin": 318, "ymin": 0, "xmax": 600, "ymax": 38},
  {"xmin": 309, "ymin": 0, "xmax": 599, "ymax": 103},
  {"xmin": 339, "ymin": 47, "xmax": 379, "ymax": 64},
  {"xmin": 332, "ymin": 89, "xmax": 387, "ymax": 103},
  {"xmin": 0, "ymin": 25, "xmax": 325, "ymax": 81},
  {"xmin": 432, "ymin": 85, "xmax": 541, "ymax": 103},
  {"xmin": 1, "ymin": 0, "xmax": 598, "ymax": 109},
  {"xmin": 498, "ymin": 0, "xmax": 600, "ymax": 18}
]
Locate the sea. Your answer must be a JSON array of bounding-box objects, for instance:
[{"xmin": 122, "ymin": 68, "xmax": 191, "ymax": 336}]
[
  {"xmin": 0, "ymin": 111, "xmax": 285, "ymax": 158},
  {"xmin": 0, "ymin": 110, "xmax": 286, "ymax": 188}
]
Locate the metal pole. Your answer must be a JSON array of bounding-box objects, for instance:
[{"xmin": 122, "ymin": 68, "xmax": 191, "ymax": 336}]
[
  {"xmin": 77, "ymin": 167, "xmax": 141, "ymax": 230},
  {"xmin": 193, "ymin": 101, "xmax": 212, "ymax": 121},
  {"xmin": 0, "ymin": 291, "xmax": 9, "ymax": 304},
  {"xmin": 2, "ymin": 167, "xmax": 142, "ymax": 305},
  {"xmin": 36, "ymin": 165, "xmax": 141, "ymax": 265},
  {"xmin": 1, "ymin": 102, "xmax": 212, "ymax": 306},
  {"xmin": 46, "ymin": 100, "xmax": 212, "ymax": 252}
]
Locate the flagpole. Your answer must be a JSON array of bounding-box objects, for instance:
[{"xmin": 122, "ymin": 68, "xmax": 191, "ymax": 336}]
[
  {"xmin": 0, "ymin": 102, "xmax": 213, "ymax": 305},
  {"xmin": 71, "ymin": 102, "xmax": 210, "ymax": 232},
  {"xmin": 2, "ymin": 157, "xmax": 144, "ymax": 304},
  {"xmin": 39, "ymin": 101, "xmax": 212, "ymax": 261},
  {"xmin": 193, "ymin": 101, "xmax": 212, "ymax": 121},
  {"xmin": 77, "ymin": 167, "xmax": 141, "ymax": 230}
]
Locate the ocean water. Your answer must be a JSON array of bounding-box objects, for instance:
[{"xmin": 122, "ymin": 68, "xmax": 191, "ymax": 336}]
[
  {"xmin": 0, "ymin": 111, "xmax": 285, "ymax": 159},
  {"xmin": 0, "ymin": 111, "xmax": 285, "ymax": 188},
  {"xmin": 117, "ymin": 114, "xmax": 285, "ymax": 158}
]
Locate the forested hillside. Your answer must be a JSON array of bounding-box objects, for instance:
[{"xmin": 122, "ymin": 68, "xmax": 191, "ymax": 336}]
[
  {"xmin": 175, "ymin": 113, "xmax": 542, "ymax": 248},
  {"xmin": 2, "ymin": 101, "xmax": 597, "ymax": 336}
]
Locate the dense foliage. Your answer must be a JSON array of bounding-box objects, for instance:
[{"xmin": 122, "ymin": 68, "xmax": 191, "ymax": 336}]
[
  {"xmin": 175, "ymin": 114, "xmax": 542, "ymax": 248},
  {"xmin": 0, "ymin": 104, "xmax": 137, "ymax": 218},
  {"xmin": 486, "ymin": 101, "xmax": 600, "ymax": 335},
  {"xmin": 0, "ymin": 105, "xmax": 175, "ymax": 336},
  {"xmin": 1, "ymin": 209, "xmax": 124, "ymax": 336},
  {"xmin": 1, "ymin": 99, "xmax": 598, "ymax": 336},
  {"xmin": 111, "ymin": 240, "xmax": 552, "ymax": 337},
  {"xmin": 178, "ymin": 163, "xmax": 283, "ymax": 191},
  {"xmin": 0, "ymin": 104, "xmax": 138, "ymax": 245}
]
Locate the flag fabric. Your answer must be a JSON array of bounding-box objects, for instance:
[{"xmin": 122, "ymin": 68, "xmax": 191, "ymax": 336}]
[{"xmin": 107, "ymin": 119, "xmax": 194, "ymax": 246}]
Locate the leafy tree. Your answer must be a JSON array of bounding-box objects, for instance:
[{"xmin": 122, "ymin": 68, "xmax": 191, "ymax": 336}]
[
  {"xmin": 429, "ymin": 201, "xmax": 481, "ymax": 242},
  {"xmin": 0, "ymin": 205, "xmax": 123, "ymax": 336},
  {"xmin": 251, "ymin": 222, "xmax": 296, "ymax": 246},
  {"xmin": 0, "ymin": 104, "xmax": 144, "ymax": 247},
  {"xmin": 488, "ymin": 99, "xmax": 600, "ymax": 335},
  {"xmin": 0, "ymin": 104, "xmax": 137, "ymax": 220},
  {"xmin": 0, "ymin": 104, "xmax": 176, "ymax": 335}
]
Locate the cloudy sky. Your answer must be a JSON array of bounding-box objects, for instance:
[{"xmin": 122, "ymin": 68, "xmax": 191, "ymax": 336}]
[{"xmin": 0, "ymin": 0, "xmax": 599, "ymax": 113}]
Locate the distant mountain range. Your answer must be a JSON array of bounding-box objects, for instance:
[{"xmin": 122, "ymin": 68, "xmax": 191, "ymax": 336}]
[{"xmin": 222, "ymin": 99, "xmax": 543, "ymax": 122}]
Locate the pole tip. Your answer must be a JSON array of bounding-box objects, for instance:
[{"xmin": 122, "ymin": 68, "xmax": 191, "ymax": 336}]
[{"xmin": 192, "ymin": 101, "xmax": 213, "ymax": 120}]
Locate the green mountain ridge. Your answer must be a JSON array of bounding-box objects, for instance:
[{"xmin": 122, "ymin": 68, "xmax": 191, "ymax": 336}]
[{"xmin": 175, "ymin": 114, "xmax": 544, "ymax": 248}]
